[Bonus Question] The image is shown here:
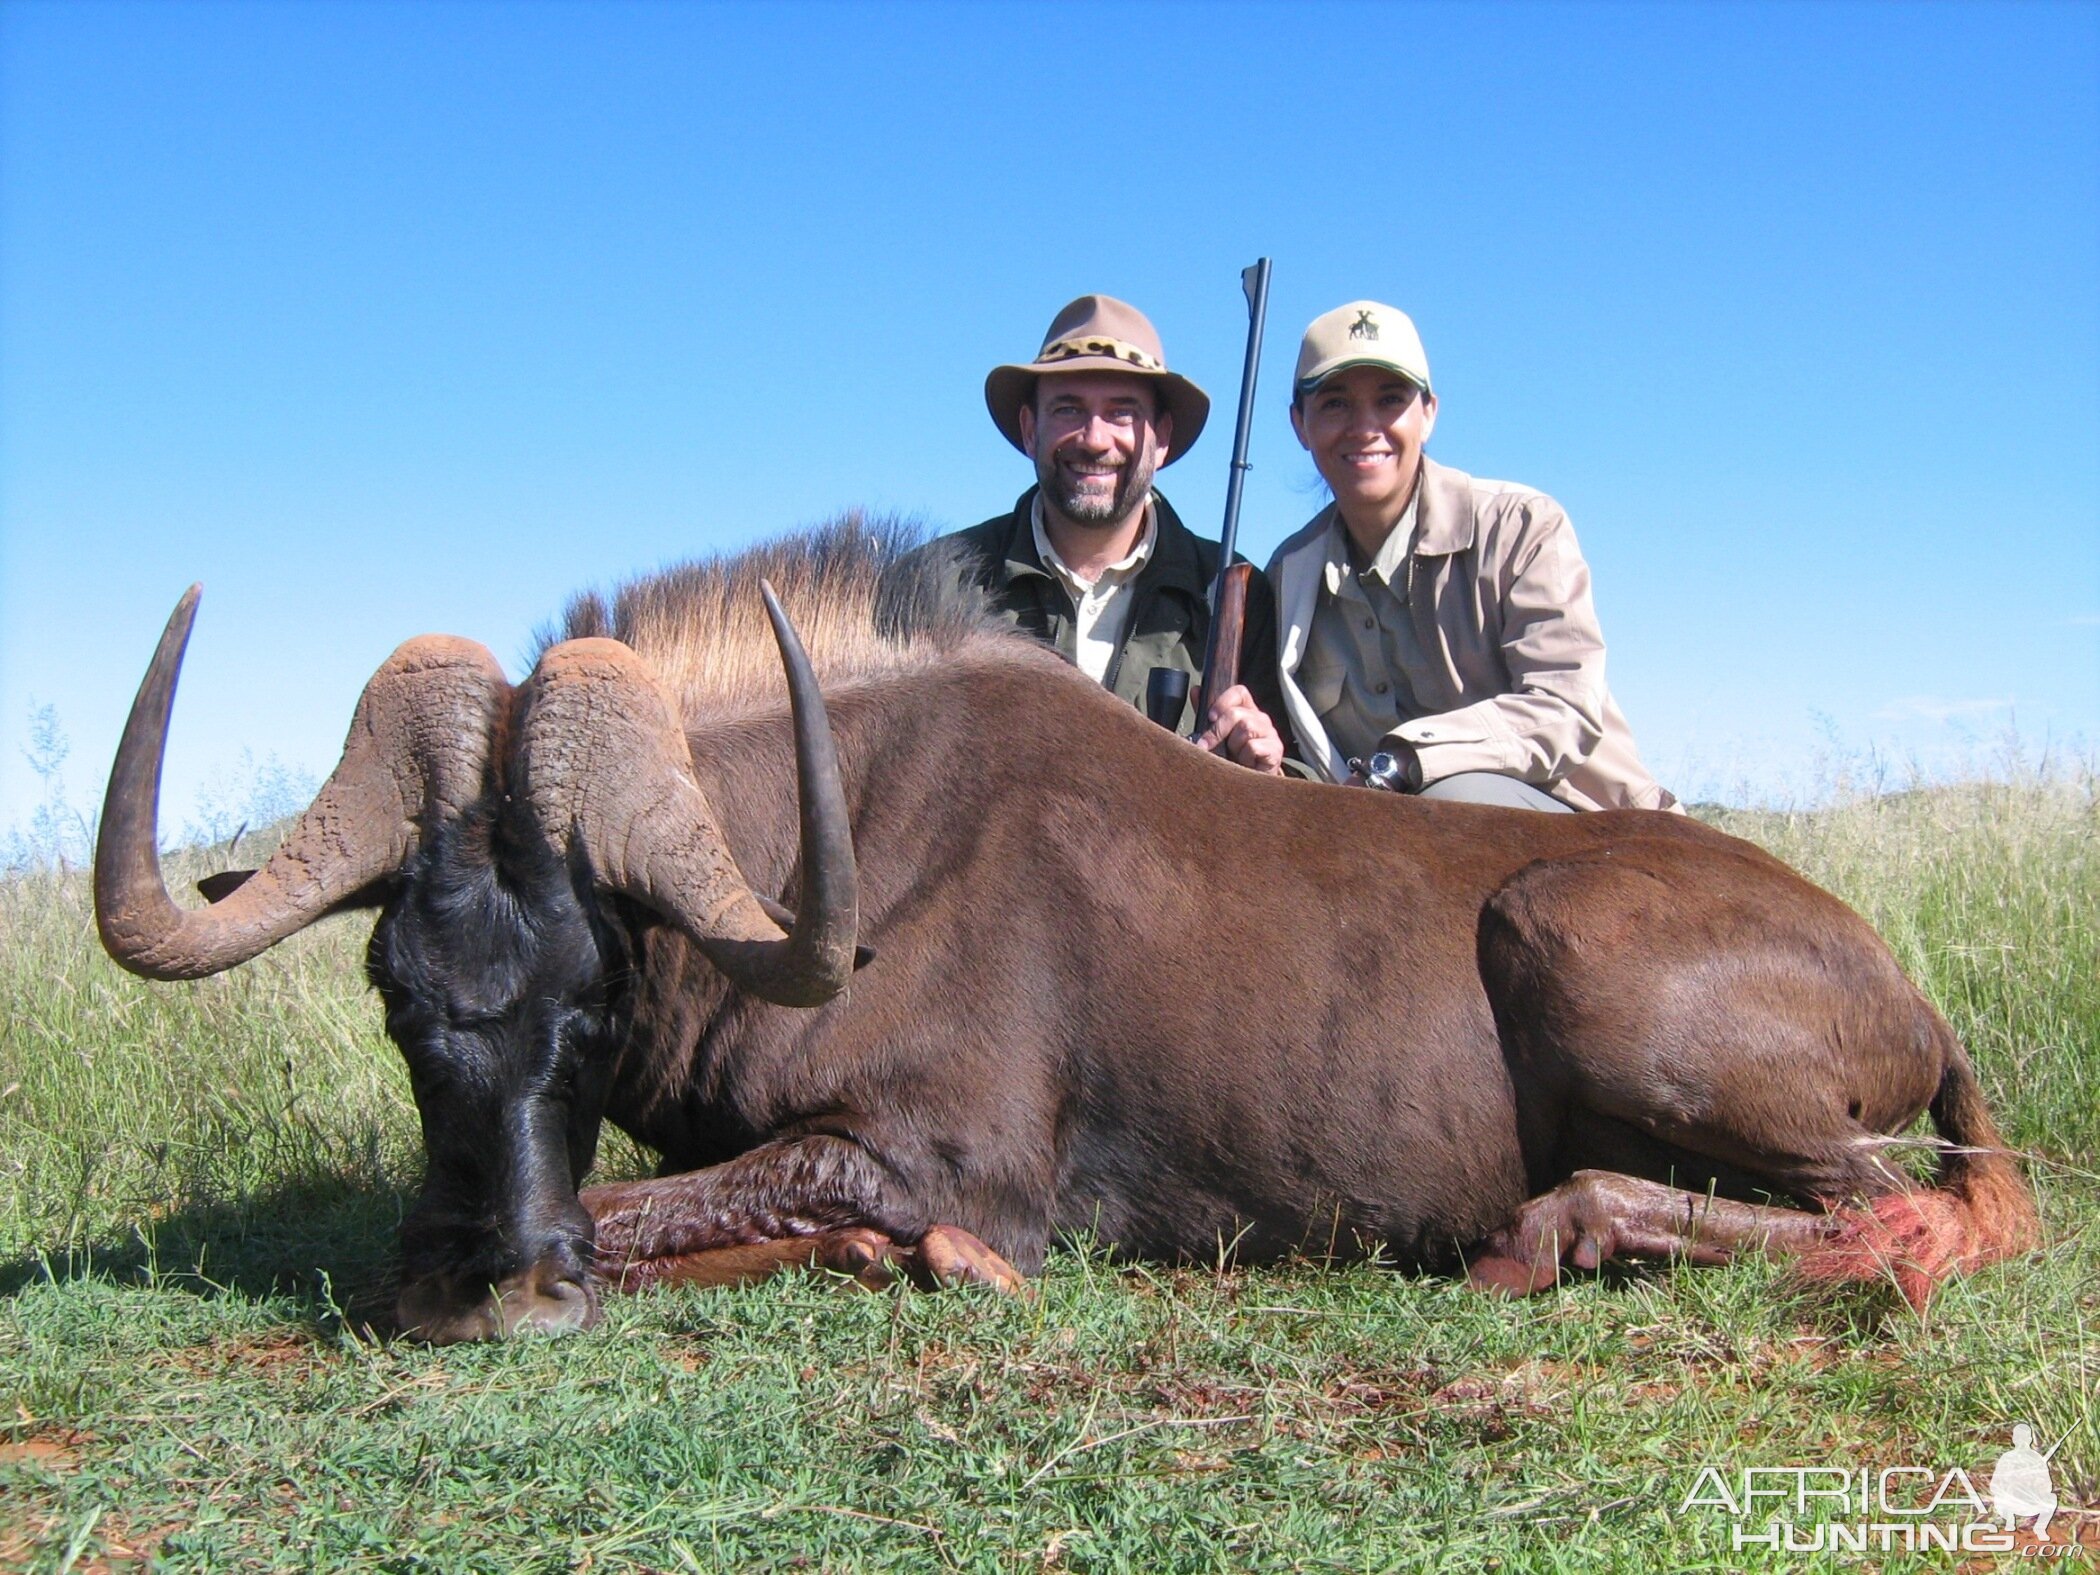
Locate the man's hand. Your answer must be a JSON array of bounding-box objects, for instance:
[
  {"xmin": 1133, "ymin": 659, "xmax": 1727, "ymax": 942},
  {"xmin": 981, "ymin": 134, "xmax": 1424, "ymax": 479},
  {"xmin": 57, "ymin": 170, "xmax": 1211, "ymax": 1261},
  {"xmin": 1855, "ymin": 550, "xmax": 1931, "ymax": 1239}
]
[{"xmin": 1192, "ymin": 684, "xmax": 1286, "ymax": 775}]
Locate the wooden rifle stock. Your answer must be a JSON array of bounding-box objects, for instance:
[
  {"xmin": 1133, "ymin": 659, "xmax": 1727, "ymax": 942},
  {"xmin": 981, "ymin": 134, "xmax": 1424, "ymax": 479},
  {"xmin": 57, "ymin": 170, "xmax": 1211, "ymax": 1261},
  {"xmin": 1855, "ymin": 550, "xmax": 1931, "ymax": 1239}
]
[{"xmin": 1196, "ymin": 561, "xmax": 1253, "ymax": 721}]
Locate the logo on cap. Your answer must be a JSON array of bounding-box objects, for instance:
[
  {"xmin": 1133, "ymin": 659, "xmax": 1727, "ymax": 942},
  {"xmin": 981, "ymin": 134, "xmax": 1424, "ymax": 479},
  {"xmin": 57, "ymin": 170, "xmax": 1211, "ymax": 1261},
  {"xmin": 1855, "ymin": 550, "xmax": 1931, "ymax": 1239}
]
[{"xmin": 1350, "ymin": 309, "xmax": 1379, "ymax": 341}]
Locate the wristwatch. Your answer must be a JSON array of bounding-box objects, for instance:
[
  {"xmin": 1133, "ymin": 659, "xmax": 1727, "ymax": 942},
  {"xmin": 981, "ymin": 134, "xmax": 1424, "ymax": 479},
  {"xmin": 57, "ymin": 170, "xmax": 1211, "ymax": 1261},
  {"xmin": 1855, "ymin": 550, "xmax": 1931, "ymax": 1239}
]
[{"xmin": 1351, "ymin": 746, "xmax": 1424, "ymax": 794}]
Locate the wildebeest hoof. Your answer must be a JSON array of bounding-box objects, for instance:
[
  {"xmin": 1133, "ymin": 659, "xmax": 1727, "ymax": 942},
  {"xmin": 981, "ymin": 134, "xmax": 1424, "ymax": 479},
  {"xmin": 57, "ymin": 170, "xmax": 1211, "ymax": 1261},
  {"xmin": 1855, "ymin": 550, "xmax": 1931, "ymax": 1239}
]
[
  {"xmin": 1464, "ymin": 1252, "xmax": 1560, "ymax": 1297},
  {"xmin": 811, "ymin": 1226, "xmax": 905, "ymax": 1290},
  {"xmin": 910, "ymin": 1224, "xmax": 1027, "ymax": 1294}
]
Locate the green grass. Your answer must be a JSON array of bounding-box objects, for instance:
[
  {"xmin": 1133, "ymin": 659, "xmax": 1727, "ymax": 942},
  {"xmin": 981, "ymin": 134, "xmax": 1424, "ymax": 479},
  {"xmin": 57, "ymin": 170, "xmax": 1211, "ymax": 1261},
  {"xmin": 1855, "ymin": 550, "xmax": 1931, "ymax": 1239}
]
[{"xmin": 3, "ymin": 782, "xmax": 2097, "ymax": 1571}]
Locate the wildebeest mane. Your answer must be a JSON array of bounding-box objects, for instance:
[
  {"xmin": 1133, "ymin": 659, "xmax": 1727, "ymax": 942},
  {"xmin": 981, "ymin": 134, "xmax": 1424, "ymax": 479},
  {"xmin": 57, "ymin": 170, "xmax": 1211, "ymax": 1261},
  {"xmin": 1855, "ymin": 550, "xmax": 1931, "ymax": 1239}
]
[{"xmin": 542, "ymin": 513, "xmax": 1010, "ymax": 717}]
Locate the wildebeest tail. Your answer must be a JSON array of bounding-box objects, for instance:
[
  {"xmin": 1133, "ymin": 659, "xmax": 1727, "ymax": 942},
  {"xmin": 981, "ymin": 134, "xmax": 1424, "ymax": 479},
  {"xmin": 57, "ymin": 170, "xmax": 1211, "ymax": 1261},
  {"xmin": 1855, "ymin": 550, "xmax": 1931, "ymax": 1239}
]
[{"xmin": 1798, "ymin": 1029, "xmax": 2039, "ymax": 1309}]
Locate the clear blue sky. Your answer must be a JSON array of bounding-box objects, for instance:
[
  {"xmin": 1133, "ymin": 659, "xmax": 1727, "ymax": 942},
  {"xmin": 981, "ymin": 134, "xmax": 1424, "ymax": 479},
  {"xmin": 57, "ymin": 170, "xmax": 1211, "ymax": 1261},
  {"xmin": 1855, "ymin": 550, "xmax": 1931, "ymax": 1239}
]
[{"xmin": 4, "ymin": 0, "xmax": 2096, "ymax": 839}]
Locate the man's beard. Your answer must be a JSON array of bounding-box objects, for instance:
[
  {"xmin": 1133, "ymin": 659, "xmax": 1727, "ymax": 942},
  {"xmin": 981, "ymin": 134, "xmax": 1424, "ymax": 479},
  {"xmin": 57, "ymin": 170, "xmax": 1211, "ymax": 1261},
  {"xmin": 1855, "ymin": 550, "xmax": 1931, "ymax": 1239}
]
[{"xmin": 1038, "ymin": 447, "xmax": 1158, "ymax": 527}]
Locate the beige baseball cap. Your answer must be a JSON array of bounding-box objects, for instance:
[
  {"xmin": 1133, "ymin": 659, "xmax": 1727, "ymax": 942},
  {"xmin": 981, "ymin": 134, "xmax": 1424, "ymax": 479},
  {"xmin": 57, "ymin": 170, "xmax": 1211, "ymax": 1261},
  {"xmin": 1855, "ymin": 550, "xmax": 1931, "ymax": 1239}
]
[{"xmin": 1294, "ymin": 301, "xmax": 1431, "ymax": 395}]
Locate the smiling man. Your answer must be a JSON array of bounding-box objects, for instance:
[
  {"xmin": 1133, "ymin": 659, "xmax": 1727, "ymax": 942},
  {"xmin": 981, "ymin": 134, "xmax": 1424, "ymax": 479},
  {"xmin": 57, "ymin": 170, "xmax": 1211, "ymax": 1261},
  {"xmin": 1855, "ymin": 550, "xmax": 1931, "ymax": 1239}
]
[
  {"xmin": 932, "ymin": 295, "xmax": 1290, "ymax": 772},
  {"xmin": 1269, "ymin": 300, "xmax": 1676, "ymax": 810}
]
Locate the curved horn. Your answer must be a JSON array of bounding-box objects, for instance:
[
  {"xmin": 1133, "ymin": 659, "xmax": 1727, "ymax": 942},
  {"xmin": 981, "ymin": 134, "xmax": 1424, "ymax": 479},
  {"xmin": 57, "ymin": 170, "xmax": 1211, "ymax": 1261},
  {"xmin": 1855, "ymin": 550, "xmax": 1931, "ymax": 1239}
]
[
  {"xmin": 518, "ymin": 583, "xmax": 857, "ymax": 1008},
  {"xmin": 95, "ymin": 586, "xmax": 511, "ymax": 981}
]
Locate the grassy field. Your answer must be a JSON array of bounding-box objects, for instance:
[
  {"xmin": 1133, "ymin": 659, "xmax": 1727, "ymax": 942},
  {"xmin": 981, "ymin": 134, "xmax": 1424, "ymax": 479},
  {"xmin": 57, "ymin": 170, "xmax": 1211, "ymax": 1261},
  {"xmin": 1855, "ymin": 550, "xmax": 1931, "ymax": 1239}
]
[{"xmin": 3, "ymin": 777, "xmax": 2096, "ymax": 1571}]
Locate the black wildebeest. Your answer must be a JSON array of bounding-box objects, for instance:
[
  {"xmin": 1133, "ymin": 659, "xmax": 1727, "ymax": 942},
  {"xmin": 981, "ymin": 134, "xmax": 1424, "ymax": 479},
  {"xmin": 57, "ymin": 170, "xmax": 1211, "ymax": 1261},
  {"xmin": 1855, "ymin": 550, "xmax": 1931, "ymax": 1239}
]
[{"xmin": 95, "ymin": 524, "xmax": 2037, "ymax": 1340}]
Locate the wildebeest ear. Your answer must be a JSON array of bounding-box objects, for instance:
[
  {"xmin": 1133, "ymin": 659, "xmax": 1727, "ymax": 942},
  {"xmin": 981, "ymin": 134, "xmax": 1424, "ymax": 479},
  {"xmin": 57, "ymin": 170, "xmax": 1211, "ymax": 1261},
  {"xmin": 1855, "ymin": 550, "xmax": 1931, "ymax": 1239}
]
[
  {"xmin": 196, "ymin": 868, "xmax": 257, "ymax": 904},
  {"xmin": 196, "ymin": 866, "xmax": 391, "ymax": 916},
  {"xmin": 756, "ymin": 894, "xmax": 877, "ymax": 970}
]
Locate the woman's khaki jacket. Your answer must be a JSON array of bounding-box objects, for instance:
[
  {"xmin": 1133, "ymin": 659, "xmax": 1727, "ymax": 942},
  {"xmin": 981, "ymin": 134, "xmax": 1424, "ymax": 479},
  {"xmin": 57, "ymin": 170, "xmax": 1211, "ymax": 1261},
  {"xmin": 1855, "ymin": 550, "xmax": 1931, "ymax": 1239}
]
[{"xmin": 1267, "ymin": 459, "xmax": 1678, "ymax": 812}]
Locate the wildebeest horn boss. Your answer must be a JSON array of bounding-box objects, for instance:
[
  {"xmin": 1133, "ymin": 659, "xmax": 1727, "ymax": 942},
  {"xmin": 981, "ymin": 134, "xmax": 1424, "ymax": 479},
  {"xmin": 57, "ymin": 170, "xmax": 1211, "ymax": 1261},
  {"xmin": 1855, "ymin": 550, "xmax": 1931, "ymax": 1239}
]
[{"xmin": 96, "ymin": 520, "xmax": 2037, "ymax": 1341}]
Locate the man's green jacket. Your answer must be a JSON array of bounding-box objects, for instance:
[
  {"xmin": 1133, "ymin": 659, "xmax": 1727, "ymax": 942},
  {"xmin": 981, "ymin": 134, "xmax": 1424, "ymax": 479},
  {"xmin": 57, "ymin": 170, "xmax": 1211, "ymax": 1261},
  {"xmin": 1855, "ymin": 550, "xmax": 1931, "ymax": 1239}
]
[{"xmin": 937, "ymin": 487, "xmax": 1292, "ymax": 746}]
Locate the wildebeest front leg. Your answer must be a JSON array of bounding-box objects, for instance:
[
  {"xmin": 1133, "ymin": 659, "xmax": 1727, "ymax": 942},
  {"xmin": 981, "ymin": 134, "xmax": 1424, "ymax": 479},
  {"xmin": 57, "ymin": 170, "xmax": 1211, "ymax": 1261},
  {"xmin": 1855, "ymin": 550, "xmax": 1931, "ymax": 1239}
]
[
  {"xmin": 595, "ymin": 1229, "xmax": 905, "ymax": 1293},
  {"xmin": 612, "ymin": 1226, "xmax": 1025, "ymax": 1295},
  {"xmin": 1466, "ymin": 1170, "xmax": 1836, "ymax": 1295},
  {"xmin": 580, "ymin": 1136, "xmax": 1022, "ymax": 1293}
]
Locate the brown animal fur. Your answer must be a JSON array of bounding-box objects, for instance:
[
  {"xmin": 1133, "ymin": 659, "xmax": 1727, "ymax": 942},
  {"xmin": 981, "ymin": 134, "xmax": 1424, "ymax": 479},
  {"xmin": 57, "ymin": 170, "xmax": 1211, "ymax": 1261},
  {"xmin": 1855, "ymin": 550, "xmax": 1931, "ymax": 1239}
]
[{"xmin": 550, "ymin": 513, "xmax": 1001, "ymax": 720}]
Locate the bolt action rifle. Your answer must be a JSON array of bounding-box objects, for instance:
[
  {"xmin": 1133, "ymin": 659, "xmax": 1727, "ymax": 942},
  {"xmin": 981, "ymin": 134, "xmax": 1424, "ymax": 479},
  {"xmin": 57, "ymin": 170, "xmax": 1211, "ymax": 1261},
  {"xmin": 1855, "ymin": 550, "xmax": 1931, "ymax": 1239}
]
[
  {"xmin": 1144, "ymin": 259, "xmax": 1272, "ymax": 737},
  {"xmin": 1195, "ymin": 257, "xmax": 1271, "ymax": 732}
]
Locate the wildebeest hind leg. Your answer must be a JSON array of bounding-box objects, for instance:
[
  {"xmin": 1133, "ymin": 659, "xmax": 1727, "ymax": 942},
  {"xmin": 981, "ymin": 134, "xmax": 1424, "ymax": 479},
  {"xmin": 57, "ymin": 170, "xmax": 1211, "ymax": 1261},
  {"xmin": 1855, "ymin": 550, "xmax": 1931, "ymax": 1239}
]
[
  {"xmin": 1466, "ymin": 1170, "xmax": 1835, "ymax": 1294},
  {"xmin": 1475, "ymin": 842, "xmax": 1960, "ymax": 1298}
]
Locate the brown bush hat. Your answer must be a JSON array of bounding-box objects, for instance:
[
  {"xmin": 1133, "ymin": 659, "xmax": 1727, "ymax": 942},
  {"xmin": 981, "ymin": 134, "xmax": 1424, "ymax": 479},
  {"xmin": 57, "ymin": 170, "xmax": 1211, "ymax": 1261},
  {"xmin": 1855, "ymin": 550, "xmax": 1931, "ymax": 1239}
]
[{"xmin": 985, "ymin": 295, "xmax": 1210, "ymax": 466}]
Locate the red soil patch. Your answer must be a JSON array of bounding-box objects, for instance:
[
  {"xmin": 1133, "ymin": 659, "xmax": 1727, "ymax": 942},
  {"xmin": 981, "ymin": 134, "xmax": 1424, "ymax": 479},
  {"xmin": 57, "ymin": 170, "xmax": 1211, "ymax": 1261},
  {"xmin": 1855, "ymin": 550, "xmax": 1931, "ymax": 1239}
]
[
  {"xmin": 169, "ymin": 1329, "xmax": 326, "ymax": 1381},
  {"xmin": 0, "ymin": 1434, "xmax": 85, "ymax": 1471}
]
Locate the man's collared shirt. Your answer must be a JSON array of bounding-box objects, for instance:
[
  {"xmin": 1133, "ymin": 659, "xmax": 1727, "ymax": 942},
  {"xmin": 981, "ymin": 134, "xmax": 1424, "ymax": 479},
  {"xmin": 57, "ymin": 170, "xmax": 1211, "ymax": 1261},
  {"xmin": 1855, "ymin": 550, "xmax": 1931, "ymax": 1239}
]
[
  {"xmin": 923, "ymin": 483, "xmax": 1295, "ymax": 749},
  {"xmin": 1030, "ymin": 495, "xmax": 1158, "ymax": 685},
  {"xmin": 1297, "ymin": 489, "xmax": 1430, "ymax": 764}
]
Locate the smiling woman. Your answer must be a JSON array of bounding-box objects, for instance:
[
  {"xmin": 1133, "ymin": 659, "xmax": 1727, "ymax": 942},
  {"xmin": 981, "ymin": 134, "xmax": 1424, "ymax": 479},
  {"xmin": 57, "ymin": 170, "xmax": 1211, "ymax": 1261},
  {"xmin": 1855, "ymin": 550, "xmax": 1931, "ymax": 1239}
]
[
  {"xmin": 1267, "ymin": 300, "xmax": 1676, "ymax": 813},
  {"xmin": 1295, "ymin": 363, "xmax": 1439, "ymax": 540}
]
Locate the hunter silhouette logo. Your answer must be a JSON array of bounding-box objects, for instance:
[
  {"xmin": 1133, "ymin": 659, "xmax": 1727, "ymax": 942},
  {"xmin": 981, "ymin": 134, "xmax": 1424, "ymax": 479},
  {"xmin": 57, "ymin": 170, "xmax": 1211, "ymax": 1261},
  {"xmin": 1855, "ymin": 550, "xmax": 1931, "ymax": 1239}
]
[
  {"xmin": 1991, "ymin": 1423, "xmax": 2060, "ymax": 1540},
  {"xmin": 1349, "ymin": 309, "xmax": 1379, "ymax": 341}
]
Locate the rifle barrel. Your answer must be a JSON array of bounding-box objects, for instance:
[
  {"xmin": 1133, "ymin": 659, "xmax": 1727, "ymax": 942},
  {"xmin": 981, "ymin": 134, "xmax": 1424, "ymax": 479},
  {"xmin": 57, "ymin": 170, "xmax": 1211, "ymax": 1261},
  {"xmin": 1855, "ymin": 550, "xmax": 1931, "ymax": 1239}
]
[{"xmin": 1216, "ymin": 257, "xmax": 1272, "ymax": 577}]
